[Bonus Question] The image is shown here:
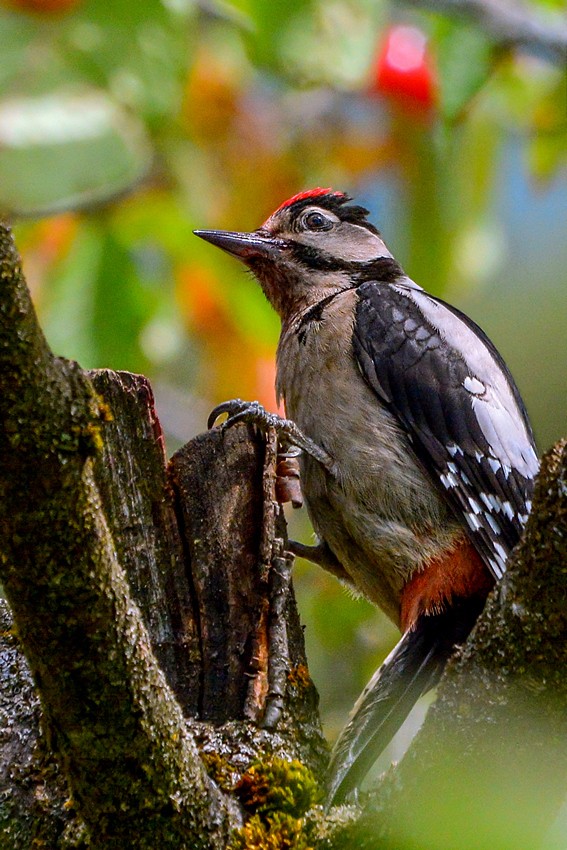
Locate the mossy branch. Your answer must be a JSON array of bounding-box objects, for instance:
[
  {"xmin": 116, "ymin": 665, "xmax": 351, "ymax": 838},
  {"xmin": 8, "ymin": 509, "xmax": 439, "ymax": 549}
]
[
  {"xmin": 0, "ymin": 223, "xmax": 231, "ymax": 849},
  {"xmin": 0, "ymin": 222, "xmax": 327, "ymax": 849}
]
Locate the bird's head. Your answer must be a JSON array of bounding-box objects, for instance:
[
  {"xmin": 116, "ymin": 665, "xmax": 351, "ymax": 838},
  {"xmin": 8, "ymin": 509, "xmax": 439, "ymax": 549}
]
[{"xmin": 194, "ymin": 189, "xmax": 403, "ymax": 321}]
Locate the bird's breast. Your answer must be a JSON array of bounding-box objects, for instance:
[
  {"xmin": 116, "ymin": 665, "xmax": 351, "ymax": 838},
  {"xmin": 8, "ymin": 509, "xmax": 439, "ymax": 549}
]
[{"xmin": 276, "ymin": 288, "xmax": 461, "ymax": 624}]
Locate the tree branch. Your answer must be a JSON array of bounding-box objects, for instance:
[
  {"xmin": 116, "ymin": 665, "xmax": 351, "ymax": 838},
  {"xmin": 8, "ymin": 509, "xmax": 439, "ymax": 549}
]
[
  {"xmin": 398, "ymin": 0, "xmax": 567, "ymax": 65},
  {"xmin": 88, "ymin": 368, "xmax": 202, "ymax": 715},
  {"xmin": 0, "ymin": 223, "xmax": 231, "ymax": 849},
  {"xmin": 0, "ymin": 221, "xmax": 329, "ymax": 848}
]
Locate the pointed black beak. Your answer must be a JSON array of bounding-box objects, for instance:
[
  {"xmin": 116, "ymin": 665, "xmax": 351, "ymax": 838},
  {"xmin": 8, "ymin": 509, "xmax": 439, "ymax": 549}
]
[{"xmin": 193, "ymin": 229, "xmax": 282, "ymax": 262}]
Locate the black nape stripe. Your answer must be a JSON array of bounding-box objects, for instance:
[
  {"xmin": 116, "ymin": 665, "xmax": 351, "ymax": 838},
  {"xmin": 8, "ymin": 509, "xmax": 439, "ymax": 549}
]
[
  {"xmin": 294, "ymin": 255, "xmax": 404, "ymax": 345},
  {"xmin": 356, "ymin": 257, "xmax": 405, "ymax": 283},
  {"xmin": 287, "ymin": 242, "xmax": 405, "ymax": 283}
]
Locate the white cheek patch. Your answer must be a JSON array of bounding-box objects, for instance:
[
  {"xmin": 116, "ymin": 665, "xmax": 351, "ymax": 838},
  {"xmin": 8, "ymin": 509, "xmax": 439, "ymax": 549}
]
[{"xmin": 299, "ymin": 220, "xmax": 393, "ymax": 263}]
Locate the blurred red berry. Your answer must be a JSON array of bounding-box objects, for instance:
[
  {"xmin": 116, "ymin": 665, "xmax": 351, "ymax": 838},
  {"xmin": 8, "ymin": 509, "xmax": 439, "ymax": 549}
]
[
  {"xmin": 370, "ymin": 26, "xmax": 438, "ymax": 115},
  {"xmin": 1, "ymin": 0, "xmax": 81, "ymax": 13}
]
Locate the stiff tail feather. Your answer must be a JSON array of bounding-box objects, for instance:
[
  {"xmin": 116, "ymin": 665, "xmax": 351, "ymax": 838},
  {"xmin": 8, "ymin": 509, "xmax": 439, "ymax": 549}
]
[{"xmin": 326, "ymin": 597, "xmax": 485, "ymax": 806}]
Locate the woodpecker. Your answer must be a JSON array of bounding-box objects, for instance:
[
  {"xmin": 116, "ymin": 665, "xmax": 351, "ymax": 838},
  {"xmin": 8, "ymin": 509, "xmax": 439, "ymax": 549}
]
[{"xmin": 194, "ymin": 189, "xmax": 538, "ymax": 805}]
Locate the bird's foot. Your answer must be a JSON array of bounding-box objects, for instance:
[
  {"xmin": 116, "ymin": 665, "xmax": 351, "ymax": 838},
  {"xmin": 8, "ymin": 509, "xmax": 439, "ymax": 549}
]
[
  {"xmin": 288, "ymin": 539, "xmax": 352, "ymax": 584},
  {"xmin": 208, "ymin": 398, "xmax": 337, "ymax": 475}
]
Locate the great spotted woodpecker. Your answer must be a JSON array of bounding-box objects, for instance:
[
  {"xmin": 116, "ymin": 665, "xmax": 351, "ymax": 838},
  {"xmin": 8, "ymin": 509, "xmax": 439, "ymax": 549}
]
[{"xmin": 195, "ymin": 189, "xmax": 538, "ymax": 805}]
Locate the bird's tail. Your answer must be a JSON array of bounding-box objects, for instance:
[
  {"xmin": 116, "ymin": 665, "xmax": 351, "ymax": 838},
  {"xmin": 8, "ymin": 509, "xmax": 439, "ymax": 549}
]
[{"xmin": 326, "ymin": 597, "xmax": 485, "ymax": 807}]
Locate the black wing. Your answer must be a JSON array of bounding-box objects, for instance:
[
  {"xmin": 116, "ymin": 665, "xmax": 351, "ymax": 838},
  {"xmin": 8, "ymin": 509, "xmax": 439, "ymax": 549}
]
[{"xmin": 353, "ymin": 280, "xmax": 539, "ymax": 579}]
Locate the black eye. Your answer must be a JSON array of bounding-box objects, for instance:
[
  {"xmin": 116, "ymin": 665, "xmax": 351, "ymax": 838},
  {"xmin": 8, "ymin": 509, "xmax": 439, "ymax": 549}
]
[{"xmin": 302, "ymin": 211, "xmax": 333, "ymax": 231}]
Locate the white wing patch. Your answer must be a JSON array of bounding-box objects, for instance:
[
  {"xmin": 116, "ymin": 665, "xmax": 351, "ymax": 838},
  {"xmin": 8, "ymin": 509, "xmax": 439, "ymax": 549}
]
[{"xmin": 464, "ymin": 376, "xmax": 485, "ymax": 395}]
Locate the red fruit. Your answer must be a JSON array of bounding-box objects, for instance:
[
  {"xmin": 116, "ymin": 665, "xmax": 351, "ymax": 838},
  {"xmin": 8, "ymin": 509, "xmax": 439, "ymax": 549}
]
[
  {"xmin": 1, "ymin": 0, "xmax": 81, "ymax": 13},
  {"xmin": 371, "ymin": 26, "xmax": 438, "ymax": 114}
]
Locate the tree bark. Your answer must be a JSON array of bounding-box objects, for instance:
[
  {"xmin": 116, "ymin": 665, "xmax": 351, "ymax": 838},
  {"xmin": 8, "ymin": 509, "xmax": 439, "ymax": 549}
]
[
  {"xmin": 1, "ymin": 219, "xmax": 566, "ymax": 849},
  {"xmin": 0, "ymin": 220, "xmax": 327, "ymax": 848}
]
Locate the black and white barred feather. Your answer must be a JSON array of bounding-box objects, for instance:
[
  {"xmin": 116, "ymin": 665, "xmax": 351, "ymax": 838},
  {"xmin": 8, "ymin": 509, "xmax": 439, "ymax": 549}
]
[{"xmin": 353, "ymin": 278, "xmax": 538, "ymax": 579}]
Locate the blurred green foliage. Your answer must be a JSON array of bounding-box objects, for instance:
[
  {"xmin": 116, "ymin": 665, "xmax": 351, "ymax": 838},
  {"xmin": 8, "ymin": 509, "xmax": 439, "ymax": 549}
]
[{"xmin": 1, "ymin": 1, "xmax": 566, "ymax": 840}]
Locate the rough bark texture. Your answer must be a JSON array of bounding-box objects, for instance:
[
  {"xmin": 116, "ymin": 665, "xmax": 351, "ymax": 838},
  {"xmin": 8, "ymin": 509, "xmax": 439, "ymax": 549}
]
[
  {"xmin": 1, "ymin": 218, "xmax": 567, "ymax": 850},
  {"xmin": 0, "ymin": 222, "xmax": 229, "ymax": 849},
  {"xmin": 0, "ymin": 220, "xmax": 327, "ymax": 848},
  {"xmin": 88, "ymin": 368, "xmax": 201, "ymax": 714}
]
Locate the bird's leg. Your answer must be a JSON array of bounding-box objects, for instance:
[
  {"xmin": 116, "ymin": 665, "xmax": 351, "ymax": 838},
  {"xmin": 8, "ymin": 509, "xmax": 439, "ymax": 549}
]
[
  {"xmin": 208, "ymin": 399, "xmax": 337, "ymax": 476},
  {"xmin": 288, "ymin": 539, "xmax": 353, "ymax": 585}
]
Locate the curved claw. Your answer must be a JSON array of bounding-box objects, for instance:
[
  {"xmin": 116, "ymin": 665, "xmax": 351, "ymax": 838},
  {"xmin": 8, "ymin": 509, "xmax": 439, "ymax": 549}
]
[
  {"xmin": 207, "ymin": 398, "xmax": 248, "ymax": 430},
  {"xmin": 207, "ymin": 398, "xmax": 337, "ymax": 476}
]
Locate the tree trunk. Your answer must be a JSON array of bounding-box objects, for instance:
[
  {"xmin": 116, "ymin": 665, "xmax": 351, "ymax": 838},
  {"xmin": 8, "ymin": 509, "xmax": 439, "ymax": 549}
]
[{"xmin": 1, "ymin": 221, "xmax": 566, "ymax": 849}]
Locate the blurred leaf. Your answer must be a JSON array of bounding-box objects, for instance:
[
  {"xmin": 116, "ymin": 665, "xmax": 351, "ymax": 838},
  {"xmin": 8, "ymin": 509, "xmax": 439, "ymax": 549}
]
[
  {"xmin": 434, "ymin": 19, "xmax": 495, "ymax": 122},
  {"xmin": 231, "ymin": 0, "xmax": 313, "ymax": 71},
  {"xmin": 37, "ymin": 215, "xmax": 163, "ymax": 370},
  {"xmin": 36, "ymin": 218, "xmax": 101, "ymax": 365},
  {"xmin": 0, "ymin": 0, "xmax": 195, "ymax": 121},
  {"xmin": 1, "ymin": 0, "xmax": 82, "ymax": 12},
  {"xmin": 223, "ymin": 271, "xmax": 279, "ymax": 346},
  {"xmin": 0, "ymin": 12, "xmax": 39, "ymax": 89},
  {"xmin": 528, "ymin": 74, "xmax": 567, "ymax": 180},
  {"xmin": 232, "ymin": 0, "xmax": 383, "ymax": 86},
  {"xmin": 529, "ymin": 130, "xmax": 567, "ymax": 181},
  {"xmin": 0, "ymin": 91, "xmax": 152, "ymax": 216},
  {"xmin": 90, "ymin": 220, "xmax": 160, "ymax": 371}
]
